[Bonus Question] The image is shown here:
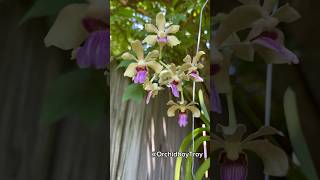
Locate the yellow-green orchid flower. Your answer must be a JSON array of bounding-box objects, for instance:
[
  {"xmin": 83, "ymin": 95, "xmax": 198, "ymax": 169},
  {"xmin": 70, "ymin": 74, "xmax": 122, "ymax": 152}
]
[
  {"xmin": 213, "ymin": 124, "xmax": 289, "ymax": 179},
  {"xmin": 182, "ymin": 51, "xmax": 206, "ymax": 82},
  {"xmin": 142, "ymin": 12, "xmax": 181, "ymax": 48},
  {"xmin": 143, "ymin": 79, "xmax": 163, "ymax": 104},
  {"xmin": 121, "ymin": 40, "xmax": 162, "ymax": 84},
  {"xmin": 167, "ymin": 100, "xmax": 200, "ymax": 127},
  {"xmin": 159, "ymin": 64, "xmax": 189, "ymax": 97}
]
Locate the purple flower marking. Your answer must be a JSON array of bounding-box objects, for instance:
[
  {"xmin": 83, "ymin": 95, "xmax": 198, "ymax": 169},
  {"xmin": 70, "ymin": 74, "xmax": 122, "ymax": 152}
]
[
  {"xmin": 133, "ymin": 67, "xmax": 148, "ymax": 84},
  {"xmin": 157, "ymin": 36, "xmax": 168, "ymax": 43},
  {"xmin": 178, "ymin": 112, "xmax": 188, "ymax": 127},
  {"xmin": 220, "ymin": 152, "xmax": 248, "ymax": 180}
]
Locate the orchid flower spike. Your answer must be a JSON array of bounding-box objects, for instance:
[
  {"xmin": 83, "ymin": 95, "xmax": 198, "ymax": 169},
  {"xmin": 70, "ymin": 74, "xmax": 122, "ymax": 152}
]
[
  {"xmin": 167, "ymin": 100, "xmax": 200, "ymax": 127},
  {"xmin": 121, "ymin": 40, "xmax": 163, "ymax": 84},
  {"xmin": 213, "ymin": 124, "xmax": 289, "ymax": 180},
  {"xmin": 159, "ymin": 64, "xmax": 189, "ymax": 97},
  {"xmin": 143, "ymin": 12, "xmax": 181, "ymax": 48}
]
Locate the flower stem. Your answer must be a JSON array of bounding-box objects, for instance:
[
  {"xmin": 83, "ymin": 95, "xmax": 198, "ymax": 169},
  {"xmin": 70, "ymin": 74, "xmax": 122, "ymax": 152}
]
[
  {"xmin": 181, "ymin": 89, "xmax": 185, "ymax": 103},
  {"xmin": 226, "ymin": 91, "xmax": 237, "ymax": 127}
]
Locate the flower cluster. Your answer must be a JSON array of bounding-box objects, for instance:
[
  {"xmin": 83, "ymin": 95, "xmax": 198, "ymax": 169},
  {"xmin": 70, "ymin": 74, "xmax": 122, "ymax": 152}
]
[{"xmin": 121, "ymin": 12, "xmax": 205, "ymax": 127}]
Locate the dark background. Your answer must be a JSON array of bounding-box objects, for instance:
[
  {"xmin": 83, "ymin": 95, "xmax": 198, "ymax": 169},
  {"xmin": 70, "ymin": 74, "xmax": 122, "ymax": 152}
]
[{"xmin": 0, "ymin": 0, "xmax": 108, "ymax": 180}]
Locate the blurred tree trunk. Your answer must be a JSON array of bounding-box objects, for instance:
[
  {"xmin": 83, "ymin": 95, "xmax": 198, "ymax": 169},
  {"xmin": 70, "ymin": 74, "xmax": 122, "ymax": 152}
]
[{"xmin": 110, "ymin": 66, "xmax": 192, "ymax": 180}]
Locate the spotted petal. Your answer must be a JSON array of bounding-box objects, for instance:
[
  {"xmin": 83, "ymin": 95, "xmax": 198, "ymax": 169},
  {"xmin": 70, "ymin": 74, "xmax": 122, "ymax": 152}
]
[
  {"xmin": 243, "ymin": 140, "xmax": 289, "ymax": 177},
  {"xmin": 44, "ymin": 4, "xmax": 88, "ymax": 50}
]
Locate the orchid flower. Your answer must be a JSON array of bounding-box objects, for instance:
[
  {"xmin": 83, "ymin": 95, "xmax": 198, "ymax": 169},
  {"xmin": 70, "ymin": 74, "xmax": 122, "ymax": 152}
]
[
  {"xmin": 143, "ymin": 79, "xmax": 163, "ymax": 104},
  {"xmin": 44, "ymin": 0, "xmax": 109, "ymax": 69},
  {"xmin": 213, "ymin": 124, "xmax": 289, "ymax": 180},
  {"xmin": 182, "ymin": 51, "xmax": 206, "ymax": 82},
  {"xmin": 159, "ymin": 64, "xmax": 189, "ymax": 97},
  {"xmin": 167, "ymin": 100, "xmax": 200, "ymax": 127},
  {"xmin": 238, "ymin": 0, "xmax": 301, "ymax": 64},
  {"xmin": 142, "ymin": 12, "xmax": 181, "ymax": 48},
  {"xmin": 121, "ymin": 40, "xmax": 162, "ymax": 84}
]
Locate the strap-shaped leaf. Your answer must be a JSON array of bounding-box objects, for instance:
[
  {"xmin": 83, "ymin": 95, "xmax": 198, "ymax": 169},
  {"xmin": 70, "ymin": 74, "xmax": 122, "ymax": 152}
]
[
  {"xmin": 196, "ymin": 158, "xmax": 210, "ymax": 180},
  {"xmin": 284, "ymin": 88, "xmax": 319, "ymax": 180}
]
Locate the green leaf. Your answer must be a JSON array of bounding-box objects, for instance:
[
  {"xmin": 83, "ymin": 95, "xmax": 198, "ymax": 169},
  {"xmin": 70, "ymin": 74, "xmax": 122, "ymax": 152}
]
[
  {"xmin": 284, "ymin": 88, "xmax": 319, "ymax": 180},
  {"xmin": 116, "ymin": 60, "xmax": 135, "ymax": 69},
  {"xmin": 41, "ymin": 69, "xmax": 107, "ymax": 125},
  {"xmin": 20, "ymin": 0, "xmax": 85, "ymax": 24},
  {"xmin": 174, "ymin": 127, "xmax": 209, "ymax": 180},
  {"xmin": 195, "ymin": 158, "xmax": 210, "ymax": 180},
  {"xmin": 122, "ymin": 83, "xmax": 145, "ymax": 102},
  {"xmin": 184, "ymin": 136, "xmax": 210, "ymax": 180},
  {"xmin": 198, "ymin": 89, "xmax": 210, "ymax": 122}
]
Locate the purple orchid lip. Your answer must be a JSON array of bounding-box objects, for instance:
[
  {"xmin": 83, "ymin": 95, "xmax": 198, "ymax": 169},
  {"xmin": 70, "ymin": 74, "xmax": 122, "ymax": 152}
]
[
  {"xmin": 178, "ymin": 112, "xmax": 188, "ymax": 127},
  {"xmin": 170, "ymin": 80, "xmax": 180, "ymax": 97},
  {"xmin": 219, "ymin": 152, "xmax": 248, "ymax": 180},
  {"xmin": 210, "ymin": 64, "xmax": 221, "ymax": 76},
  {"xmin": 76, "ymin": 29, "xmax": 109, "ymax": 69},
  {"xmin": 157, "ymin": 36, "xmax": 168, "ymax": 43},
  {"xmin": 210, "ymin": 77, "xmax": 222, "ymax": 113},
  {"xmin": 133, "ymin": 67, "xmax": 148, "ymax": 84},
  {"xmin": 190, "ymin": 71, "xmax": 204, "ymax": 82}
]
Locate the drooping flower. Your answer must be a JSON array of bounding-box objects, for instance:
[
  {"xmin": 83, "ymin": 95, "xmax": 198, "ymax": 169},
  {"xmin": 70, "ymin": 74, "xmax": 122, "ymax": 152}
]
[
  {"xmin": 159, "ymin": 64, "xmax": 189, "ymax": 97},
  {"xmin": 142, "ymin": 12, "xmax": 181, "ymax": 48},
  {"xmin": 166, "ymin": 100, "xmax": 200, "ymax": 127},
  {"xmin": 143, "ymin": 79, "xmax": 163, "ymax": 104},
  {"xmin": 213, "ymin": 124, "xmax": 289, "ymax": 179},
  {"xmin": 182, "ymin": 51, "xmax": 206, "ymax": 82},
  {"xmin": 44, "ymin": 0, "xmax": 109, "ymax": 69},
  {"xmin": 121, "ymin": 40, "xmax": 162, "ymax": 84}
]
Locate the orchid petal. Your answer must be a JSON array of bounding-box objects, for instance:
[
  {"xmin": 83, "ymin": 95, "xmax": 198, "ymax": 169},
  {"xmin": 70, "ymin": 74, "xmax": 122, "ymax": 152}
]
[
  {"xmin": 238, "ymin": 0, "xmax": 259, "ymax": 5},
  {"xmin": 146, "ymin": 61, "xmax": 162, "ymax": 73},
  {"xmin": 131, "ymin": 40, "xmax": 144, "ymax": 60},
  {"xmin": 44, "ymin": 4, "xmax": 88, "ymax": 50},
  {"xmin": 156, "ymin": 13, "xmax": 166, "ymax": 32},
  {"xmin": 142, "ymin": 35, "xmax": 158, "ymax": 46},
  {"xmin": 193, "ymin": 51, "xmax": 206, "ymax": 63},
  {"xmin": 273, "ymin": 4, "xmax": 301, "ymax": 23},
  {"xmin": 121, "ymin": 52, "xmax": 137, "ymax": 61},
  {"xmin": 167, "ymin": 35, "xmax": 181, "ymax": 47},
  {"xmin": 263, "ymin": 0, "xmax": 278, "ymax": 13},
  {"xmin": 124, "ymin": 62, "xmax": 138, "ymax": 77},
  {"xmin": 145, "ymin": 50, "xmax": 159, "ymax": 61},
  {"xmin": 243, "ymin": 140, "xmax": 289, "ymax": 177},
  {"xmin": 217, "ymin": 124, "xmax": 247, "ymax": 143},
  {"xmin": 186, "ymin": 106, "xmax": 200, "ymax": 117},
  {"xmin": 165, "ymin": 25, "xmax": 180, "ymax": 34},
  {"xmin": 167, "ymin": 105, "xmax": 180, "ymax": 117},
  {"xmin": 145, "ymin": 24, "xmax": 158, "ymax": 33},
  {"xmin": 183, "ymin": 55, "xmax": 192, "ymax": 63},
  {"xmin": 242, "ymin": 126, "xmax": 283, "ymax": 143}
]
